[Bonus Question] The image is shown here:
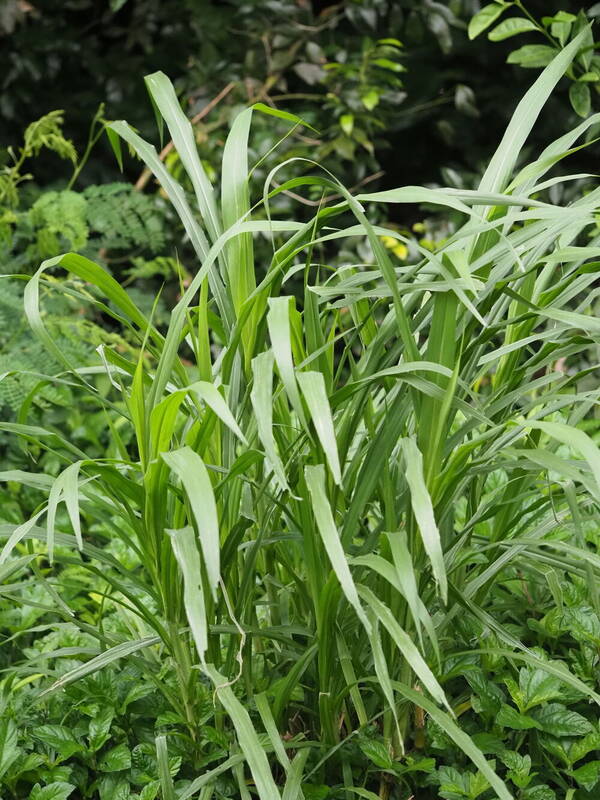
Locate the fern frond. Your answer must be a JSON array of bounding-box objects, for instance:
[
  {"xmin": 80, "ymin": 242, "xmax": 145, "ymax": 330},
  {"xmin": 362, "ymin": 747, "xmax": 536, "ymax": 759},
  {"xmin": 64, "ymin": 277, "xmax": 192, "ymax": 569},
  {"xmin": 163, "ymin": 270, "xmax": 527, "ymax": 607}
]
[
  {"xmin": 23, "ymin": 110, "xmax": 77, "ymax": 164},
  {"xmin": 29, "ymin": 190, "xmax": 89, "ymax": 255},
  {"xmin": 84, "ymin": 182, "xmax": 166, "ymax": 252}
]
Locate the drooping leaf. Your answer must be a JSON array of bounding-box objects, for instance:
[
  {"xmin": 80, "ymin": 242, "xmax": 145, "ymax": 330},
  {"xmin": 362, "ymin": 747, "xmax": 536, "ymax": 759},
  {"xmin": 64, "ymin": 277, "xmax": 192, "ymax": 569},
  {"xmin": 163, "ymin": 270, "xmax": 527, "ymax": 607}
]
[
  {"xmin": 251, "ymin": 351, "xmax": 289, "ymax": 491},
  {"xmin": 305, "ymin": 464, "xmax": 370, "ymax": 632},
  {"xmin": 162, "ymin": 447, "xmax": 220, "ymax": 597},
  {"xmin": 393, "ymin": 681, "xmax": 512, "ymax": 800},
  {"xmin": 358, "ymin": 584, "xmax": 449, "ymax": 710},
  {"xmin": 401, "ymin": 437, "xmax": 447, "ymax": 602},
  {"xmin": 205, "ymin": 666, "xmax": 282, "ymax": 800},
  {"xmin": 297, "ymin": 371, "xmax": 342, "ymax": 485},
  {"xmin": 168, "ymin": 526, "xmax": 208, "ymax": 663}
]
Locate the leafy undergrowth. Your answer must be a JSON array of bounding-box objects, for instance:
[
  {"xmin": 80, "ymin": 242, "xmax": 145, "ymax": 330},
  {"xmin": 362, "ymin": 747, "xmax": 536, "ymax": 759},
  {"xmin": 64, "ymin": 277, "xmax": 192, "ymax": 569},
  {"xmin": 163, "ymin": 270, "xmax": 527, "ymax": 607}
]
[
  {"xmin": 3, "ymin": 29, "xmax": 600, "ymax": 800},
  {"xmin": 5, "ymin": 552, "xmax": 600, "ymax": 800}
]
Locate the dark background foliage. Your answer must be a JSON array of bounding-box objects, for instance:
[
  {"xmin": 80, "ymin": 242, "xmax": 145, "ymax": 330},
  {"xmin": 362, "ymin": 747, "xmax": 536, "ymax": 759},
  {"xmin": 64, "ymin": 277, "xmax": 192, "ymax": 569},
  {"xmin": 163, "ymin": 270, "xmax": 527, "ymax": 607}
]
[{"xmin": 0, "ymin": 0, "xmax": 592, "ymax": 193}]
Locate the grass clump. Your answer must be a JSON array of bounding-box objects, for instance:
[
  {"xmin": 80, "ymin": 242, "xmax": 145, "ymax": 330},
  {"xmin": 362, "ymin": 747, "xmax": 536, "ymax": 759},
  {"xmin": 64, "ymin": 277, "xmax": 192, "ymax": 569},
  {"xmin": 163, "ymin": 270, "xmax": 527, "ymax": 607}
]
[{"xmin": 3, "ymin": 28, "xmax": 600, "ymax": 800}]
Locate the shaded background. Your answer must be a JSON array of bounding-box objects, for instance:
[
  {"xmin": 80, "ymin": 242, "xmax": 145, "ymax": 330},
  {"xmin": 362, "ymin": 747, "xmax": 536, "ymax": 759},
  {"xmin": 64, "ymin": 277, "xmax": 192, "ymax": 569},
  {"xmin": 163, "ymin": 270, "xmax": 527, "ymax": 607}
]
[{"xmin": 0, "ymin": 0, "xmax": 592, "ymax": 194}]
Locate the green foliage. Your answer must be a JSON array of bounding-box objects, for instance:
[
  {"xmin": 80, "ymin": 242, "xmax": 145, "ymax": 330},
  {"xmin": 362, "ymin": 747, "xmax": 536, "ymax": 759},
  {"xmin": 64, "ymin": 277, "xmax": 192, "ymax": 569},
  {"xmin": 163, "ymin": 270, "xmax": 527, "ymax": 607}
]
[
  {"xmin": 2, "ymin": 180, "xmax": 169, "ymax": 271},
  {"xmin": 317, "ymin": 36, "xmax": 406, "ymax": 161},
  {"xmin": 29, "ymin": 190, "xmax": 89, "ymax": 256},
  {"xmin": 0, "ymin": 110, "xmax": 76, "ymax": 209},
  {"xmin": 4, "ymin": 0, "xmax": 594, "ymax": 204},
  {"xmin": 0, "ymin": 278, "xmax": 93, "ymax": 413},
  {"xmin": 0, "ymin": 120, "xmax": 171, "ymax": 420},
  {"xmin": 22, "ymin": 111, "xmax": 77, "ymax": 165},
  {"xmin": 5, "ymin": 7, "xmax": 600, "ymax": 800},
  {"xmin": 3, "ymin": 44, "xmax": 600, "ymax": 799},
  {"xmin": 470, "ymin": 2, "xmax": 600, "ymax": 117},
  {"xmin": 83, "ymin": 183, "xmax": 166, "ymax": 253}
]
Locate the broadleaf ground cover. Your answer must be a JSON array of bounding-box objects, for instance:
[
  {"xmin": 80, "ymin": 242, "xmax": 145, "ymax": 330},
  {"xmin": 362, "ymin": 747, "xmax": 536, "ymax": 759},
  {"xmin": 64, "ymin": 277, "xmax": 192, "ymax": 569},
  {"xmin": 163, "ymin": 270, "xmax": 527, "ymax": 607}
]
[{"xmin": 2, "ymin": 5, "xmax": 600, "ymax": 800}]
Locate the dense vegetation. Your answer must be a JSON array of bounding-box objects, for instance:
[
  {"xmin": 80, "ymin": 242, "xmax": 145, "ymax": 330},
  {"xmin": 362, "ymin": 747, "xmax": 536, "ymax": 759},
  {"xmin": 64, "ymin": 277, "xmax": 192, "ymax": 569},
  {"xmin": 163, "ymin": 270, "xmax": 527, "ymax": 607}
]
[{"xmin": 2, "ymin": 3, "xmax": 600, "ymax": 800}]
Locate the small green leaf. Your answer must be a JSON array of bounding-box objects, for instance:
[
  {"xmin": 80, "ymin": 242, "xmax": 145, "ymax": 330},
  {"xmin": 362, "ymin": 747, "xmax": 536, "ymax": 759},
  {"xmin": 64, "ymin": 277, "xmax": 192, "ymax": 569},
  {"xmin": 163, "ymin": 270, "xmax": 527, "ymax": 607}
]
[
  {"xmin": 99, "ymin": 742, "xmax": 132, "ymax": 772},
  {"xmin": 30, "ymin": 784, "xmax": 75, "ymax": 800},
  {"xmin": 88, "ymin": 707, "xmax": 114, "ymax": 752},
  {"xmin": 501, "ymin": 750, "xmax": 532, "ymax": 789},
  {"xmin": 437, "ymin": 765, "xmax": 469, "ymax": 799},
  {"xmin": 466, "ymin": 670, "xmax": 504, "ymax": 715},
  {"xmin": 496, "ymin": 704, "xmax": 541, "ymax": 730},
  {"xmin": 140, "ymin": 782, "xmax": 160, "ymax": 800},
  {"xmin": 579, "ymin": 71, "xmax": 600, "ymax": 81},
  {"xmin": 372, "ymin": 58, "xmax": 404, "ymax": 72},
  {"xmin": 471, "ymin": 733, "xmax": 506, "ymax": 755},
  {"xmin": 520, "ymin": 668, "xmax": 564, "ymax": 711},
  {"xmin": 542, "ymin": 11, "xmax": 576, "ymax": 25},
  {"xmin": 361, "ymin": 90, "xmax": 380, "ymax": 110},
  {"xmin": 570, "ymin": 81, "xmax": 591, "ymax": 117},
  {"xmin": 469, "ymin": 3, "xmax": 510, "ymax": 39},
  {"xmin": 488, "ymin": 17, "xmax": 538, "ymax": 40},
  {"xmin": 523, "ymin": 787, "xmax": 555, "ymax": 800},
  {"xmin": 543, "ymin": 11, "xmax": 576, "ymax": 43},
  {"xmin": 572, "ymin": 761, "xmax": 600, "ymax": 791},
  {"xmin": 570, "ymin": 731, "xmax": 600, "ymax": 764},
  {"xmin": 401, "ymin": 757, "xmax": 436, "ymax": 774},
  {"xmin": 358, "ymin": 738, "xmax": 393, "ymax": 769},
  {"xmin": 503, "ymin": 676, "xmax": 524, "ymax": 712},
  {"xmin": 97, "ymin": 773, "xmax": 130, "ymax": 800},
  {"xmin": 340, "ymin": 114, "xmax": 354, "ymax": 136},
  {"xmin": 506, "ymin": 44, "xmax": 557, "ymax": 68},
  {"xmin": 302, "ymin": 786, "xmax": 329, "ymax": 800},
  {"xmin": 531, "ymin": 703, "xmax": 594, "ymax": 736},
  {"xmin": 33, "ymin": 726, "xmax": 85, "ymax": 759},
  {"xmin": 469, "ymin": 770, "xmax": 491, "ymax": 798}
]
